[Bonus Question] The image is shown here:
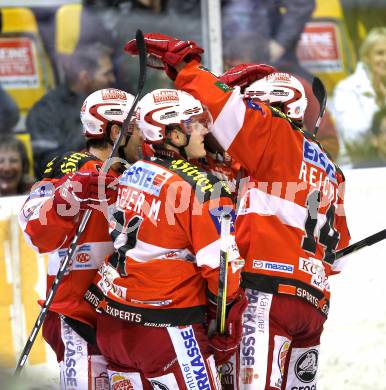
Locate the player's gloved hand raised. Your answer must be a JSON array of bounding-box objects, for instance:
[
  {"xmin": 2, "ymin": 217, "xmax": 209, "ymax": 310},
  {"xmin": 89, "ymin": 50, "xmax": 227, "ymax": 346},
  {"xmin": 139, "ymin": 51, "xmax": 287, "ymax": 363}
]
[
  {"xmin": 53, "ymin": 170, "xmax": 118, "ymax": 217},
  {"xmin": 219, "ymin": 63, "xmax": 277, "ymax": 91},
  {"xmin": 124, "ymin": 33, "xmax": 204, "ymax": 80},
  {"xmin": 209, "ymin": 288, "xmax": 248, "ymax": 365}
]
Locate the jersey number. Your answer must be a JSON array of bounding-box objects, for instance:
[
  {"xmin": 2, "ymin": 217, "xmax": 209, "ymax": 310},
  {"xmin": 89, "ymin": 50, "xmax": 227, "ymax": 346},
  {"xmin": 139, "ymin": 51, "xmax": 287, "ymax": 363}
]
[
  {"xmin": 301, "ymin": 190, "xmax": 340, "ymax": 262},
  {"xmin": 109, "ymin": 212, "xmax": 143, "ymax": 276}
]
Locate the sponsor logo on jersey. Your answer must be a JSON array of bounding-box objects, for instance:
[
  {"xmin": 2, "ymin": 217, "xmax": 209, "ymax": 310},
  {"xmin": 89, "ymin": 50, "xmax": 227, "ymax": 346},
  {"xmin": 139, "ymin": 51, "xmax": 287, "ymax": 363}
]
[
  {"xmin": 273, "ymin": 339, "xmax": 290, "ymax": 388},
  {"xmin": 295, "ymin": 288, "xmax": 329, "ymax": 316},
  {"xmin": 303, "ymin": 139, "xmax": 336, "ymax": 183},
  {"xmin": 62, "ymin": 321, "xmax": 87, "ymax": 388},
  {"xmin": 120, "ymin": 161, "xmax": 172, "ymax": 196},
  {"xmin": 76, "ymin": 252, "xmax": 90, "ymax": 264},
  {"xmin": 247, "ymin": 99, "xmax": 265, "ymax": 114},
  {"xmin": 214, "ymin": 81, "xmax": 233, "ymax": 92},
  {"xmin": 290, "ymin": 385, "xmax": 316, "ymax": 390},
  {"xmin": 219, "ymin": 361, "xmax": 234, "ymax": 386},
  {"xmin": 160, "ymin": 111, "xmax": 178, "ymax": 121},
  {"xmin": 252, "ymin": 260, "xmax": 294, "ymax": 274},
  {"xmin": 102, "ymin": 89, "xmax": 127, "ymax": 100},
  {"xmin": 104, "ymin": 109, "xmax": 124, "ymax": 116},
  {"xmin": 73, "ymin": 244, "xmax": 92, "ymax": 268},
  {"xmin": 60, "ymin": 152, "xmax": 93, "ymax": 175},
  {"xmin": 268, "ymin": 72, "xmax": 291, "ymax": 82},
  {"xmin": 270, "ymin": 89, "xmax": 289, "ymax": 97},
  {"xmin": 294, "ymin": 349, "xmax": 318, "ymax": 383},
  {"xmin": 179, "ymin": 327, "xmax": 211, "ymax": 390},
  {"xmin": 94, "ymin": 372, "xmax": 109, "ymax": 389},
  {"xmin": 43, "ymin": 152, "xmax": 96, "ymax": 178},
  {"xmin": 279, "ymin": 341, "xmax": 290, "ymax": 376},
  {"xmin": 110, "ymin": 374, "xmax": 134, "ymax": 390},
  {"xmin": 98, "ymin": 263, "xmax": 126, "ymax": 299},
  {"xmin": 298, "ymin": 258, "xmax": 330, "ymax": 292},
  {"xmin": 241, "ymin": 289, "xmax": 262, "ymax": 368},
  {"xmin": 209, "ymin": 207, "xmax": 235, "ymax": 234},
  {"xmin": 149, "ymin": 380, "xmax": 169, "ymax": 390},
  {"xmin": 270, "ymin": 335, "xmax": 292, "ymax": 389},
  {"xmin": 27, "ymin": 183, "xmax": 54, "ymax": 200},
  {"xmin": 153, "ymin": 90, "xmax": 179, "ymax": 103},
  {"xmin": 23, "ymin": 183, "xmax": 54, "ymax": 219},
  {"xmin": 169, "ymin": 159, "xmax": 232, "ymax": 196},
  {"xmin": 56, "ymin": 249, "xmax": 72, "ymax": 275},
  {"xmin": 240, "ymin": 368, "xmax": 256, "ymax": 385}
]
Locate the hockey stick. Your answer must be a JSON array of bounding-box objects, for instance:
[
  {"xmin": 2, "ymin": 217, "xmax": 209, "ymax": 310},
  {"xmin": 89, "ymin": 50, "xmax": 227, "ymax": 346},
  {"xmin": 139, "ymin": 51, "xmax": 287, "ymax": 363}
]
[
  {"xmin": 325, "ymin": 229, "xmax": 386, "ymax": 264},
  {"xmin": 312, "ymin": 76, "xmax": 327, "ymax": 136},
  {"xmin": 14, "ymin": 29, "xmax": 147, "ymax": 376},
  {"xmin": 216, "ymin": 213, "xmax": 231, "ymax": 334}
]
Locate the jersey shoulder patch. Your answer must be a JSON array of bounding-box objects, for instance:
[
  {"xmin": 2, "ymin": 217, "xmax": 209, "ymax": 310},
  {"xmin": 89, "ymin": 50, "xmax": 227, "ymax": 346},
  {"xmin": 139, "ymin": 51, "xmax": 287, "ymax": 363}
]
[{"xmin": 42, "ymin": 151, "xmax": 98, "ymax": 179}]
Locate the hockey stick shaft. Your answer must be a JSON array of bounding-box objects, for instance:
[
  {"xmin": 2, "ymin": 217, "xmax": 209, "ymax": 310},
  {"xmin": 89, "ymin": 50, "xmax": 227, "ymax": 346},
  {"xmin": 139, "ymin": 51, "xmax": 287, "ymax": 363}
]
[
  {"xmin": 216, "ymin": 213, "xmax": 231, "ymax": 334},
  {"xmin": 312, "ymin": 76, "xmax": 327, "ymax": 136},
  {"xmin": 325, "ymin": 229, "xmax": 386, "ymax": 263},
  {"xmin": 14, "ymin": 29, "xmax": 147, "ymax": 376}
]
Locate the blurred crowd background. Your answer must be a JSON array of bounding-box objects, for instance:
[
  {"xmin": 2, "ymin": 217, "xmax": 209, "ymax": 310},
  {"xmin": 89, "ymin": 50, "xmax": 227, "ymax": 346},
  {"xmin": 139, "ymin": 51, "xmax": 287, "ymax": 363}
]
[{"xmin": 0, "ymin": 0, "xmax": 385, "ymax": 198}]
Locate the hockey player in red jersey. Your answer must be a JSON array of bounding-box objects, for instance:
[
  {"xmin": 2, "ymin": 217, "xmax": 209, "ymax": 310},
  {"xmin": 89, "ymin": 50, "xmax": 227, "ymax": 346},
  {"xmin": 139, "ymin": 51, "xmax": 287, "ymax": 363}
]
[
  {"xmin": 125, "ymin": 34, "xmax": 351, "ymax": 390},
  {"xmin": 84, "ymin": 88, "xmax": 247, "ymax": 389},
  {"xmin": 19, "ymin": 88, "xmax": 142, "ymax": 389}
]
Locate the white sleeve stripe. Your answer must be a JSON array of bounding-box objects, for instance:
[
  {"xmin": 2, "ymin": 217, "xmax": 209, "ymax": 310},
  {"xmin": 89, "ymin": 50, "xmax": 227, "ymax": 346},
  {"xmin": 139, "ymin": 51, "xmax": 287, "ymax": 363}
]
[
  {"xmin": 195, "ymin": 239, "xmax": 221, "ymax": 268},
  {"xmin": 238, "ymin": 188, "xmax": 327, "ymax": 232},
  {"xmin": 211, "ymin": 87, "xmax": 246, "ymax": 151}
]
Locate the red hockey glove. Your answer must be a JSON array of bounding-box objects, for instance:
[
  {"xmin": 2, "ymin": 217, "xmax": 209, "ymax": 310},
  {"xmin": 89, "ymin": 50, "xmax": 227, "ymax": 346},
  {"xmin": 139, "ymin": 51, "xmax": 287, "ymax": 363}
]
[
  {"xmin": 53, "ymin": 171, "xmax": 118, "ymax": 217},
  {"xmin": 219, "ymin": 63, "xmax": 277, "ymax": 90},
  {"xmin": 209, "ymin": 289, "xmax": 248, "ymax": 366},
  {"xmin": 124, "ymin": 33, "xmax": 204, "ymax": 80}
]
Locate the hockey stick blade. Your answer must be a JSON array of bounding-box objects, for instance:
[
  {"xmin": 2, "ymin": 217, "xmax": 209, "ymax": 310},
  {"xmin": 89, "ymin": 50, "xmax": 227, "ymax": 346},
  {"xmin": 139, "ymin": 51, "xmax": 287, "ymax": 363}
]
[
  {"xmin": 325, "ymin": 228, "xmax": 386, "ymax": 264},
  {"xmin": 14, "ymin": 29, "xmax": 147, "ymax": 376},
  {"xmin": 312, "ymin": 76, "xmax": 327, "ymax": 136}
]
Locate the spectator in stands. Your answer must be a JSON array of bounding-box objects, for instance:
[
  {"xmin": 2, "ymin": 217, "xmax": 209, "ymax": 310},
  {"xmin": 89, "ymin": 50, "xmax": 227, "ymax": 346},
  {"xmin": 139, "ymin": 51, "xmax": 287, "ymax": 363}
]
[
  {"xmin": 82, "ymin": 0, "xmax": 198, "ymax": 94},
  {"xmin": 0, "ymin": 134, "xmax": 34, "ymax": 196},
  {"xmin": 26, "ymin": 43, "xmax": 116, "ymax": 178},
  {"xmin": 0, "ymin": 85, "xmax": 20, "ymax": 133},
  {"xmin": 222, "ymin": 1, "xmax": 341, "ymax": 159},
  {"xmin": 222, "ymin": 0, "xmax": 315, "ymax": 77},
  {"xmin": 332, "ymin": 27, "xmax": 386, "ymax": 151},
  {"xmin": 346, "ymin": 107, "xmax": 386, "ymax": 168},
  {"xmin": 371, "ymin": 107, "xmax": 386, "ymax": 165}
]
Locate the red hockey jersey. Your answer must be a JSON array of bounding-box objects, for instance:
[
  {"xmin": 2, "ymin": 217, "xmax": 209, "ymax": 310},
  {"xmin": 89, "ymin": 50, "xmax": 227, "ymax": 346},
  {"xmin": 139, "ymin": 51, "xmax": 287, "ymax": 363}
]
[
  {"xmin": 85, "ymin": 155, "xmax": 242, "ymax": 326},
  {"xmin": 19, "ymin": 151, "xmax": 117, "ymax": 326},
  {"xmin": 175, "ymin": 61, "xmax": 351, "ymax": 316}
]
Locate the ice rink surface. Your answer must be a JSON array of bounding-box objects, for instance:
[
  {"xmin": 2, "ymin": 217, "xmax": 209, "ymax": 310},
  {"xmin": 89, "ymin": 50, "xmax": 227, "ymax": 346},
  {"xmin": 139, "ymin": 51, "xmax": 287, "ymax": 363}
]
[{"xmin": 319, "ymin": 168, "xmax": 386, "ymax": 390}]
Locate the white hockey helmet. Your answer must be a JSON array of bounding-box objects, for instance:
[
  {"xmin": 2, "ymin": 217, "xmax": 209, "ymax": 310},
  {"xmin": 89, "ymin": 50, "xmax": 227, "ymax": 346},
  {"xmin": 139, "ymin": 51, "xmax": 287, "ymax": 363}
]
[
  {"xmin": 244, "ymin": 72, "xmax": 307, "ymax": 122},
  {"xmin": 80, "ymin": 88, "xmax": 135, "ymax": 139},
  {"xmin": 136, "ymin": 89, "xmax": 211, "ymax": 143}
]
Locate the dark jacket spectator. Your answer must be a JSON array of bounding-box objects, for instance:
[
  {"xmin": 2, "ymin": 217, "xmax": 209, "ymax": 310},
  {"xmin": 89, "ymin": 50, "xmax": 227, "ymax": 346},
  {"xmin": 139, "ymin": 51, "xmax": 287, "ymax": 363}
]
[
  {"xmin": 222, "ymin": 0, "xmax": 315, "ymax": 67},
  {"xmin": 0, "ymin": 85, "xmax": 20, "ymax": 133},
  {"xmin": 26, "ymin": 43, "xmax": 116, "ymax": 178}
]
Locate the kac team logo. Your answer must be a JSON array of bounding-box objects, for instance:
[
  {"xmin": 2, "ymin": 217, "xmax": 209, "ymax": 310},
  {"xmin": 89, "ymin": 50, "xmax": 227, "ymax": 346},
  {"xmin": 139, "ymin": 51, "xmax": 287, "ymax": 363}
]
[{"xmin": 294, "ymin": 349, "xmax": 318, "ymax": 383}]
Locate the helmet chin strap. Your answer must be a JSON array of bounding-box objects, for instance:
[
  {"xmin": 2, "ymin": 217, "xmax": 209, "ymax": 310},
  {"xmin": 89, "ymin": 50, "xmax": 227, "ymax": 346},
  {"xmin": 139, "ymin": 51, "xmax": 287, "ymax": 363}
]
[
  {"xmin": 165, "ymin": 130, "xmax": 191, "ymax": 160},
  {"xmin": 117, "ymin": 133, "xmax": 132, "ymax": 168}
]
